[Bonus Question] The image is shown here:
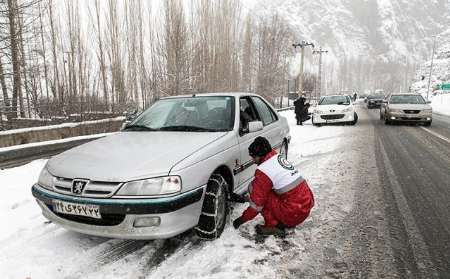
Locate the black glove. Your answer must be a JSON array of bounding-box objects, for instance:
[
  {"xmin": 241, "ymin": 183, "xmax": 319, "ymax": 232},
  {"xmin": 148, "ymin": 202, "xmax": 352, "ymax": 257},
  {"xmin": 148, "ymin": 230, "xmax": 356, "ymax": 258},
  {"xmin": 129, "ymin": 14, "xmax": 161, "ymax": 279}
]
[
  {"xmin": 228, "ymin": 193, "xmax": 247, "ymax": 203},
  {"xmin": 233, "ymin": 217, "xmax": 245, "ymax": 229}
]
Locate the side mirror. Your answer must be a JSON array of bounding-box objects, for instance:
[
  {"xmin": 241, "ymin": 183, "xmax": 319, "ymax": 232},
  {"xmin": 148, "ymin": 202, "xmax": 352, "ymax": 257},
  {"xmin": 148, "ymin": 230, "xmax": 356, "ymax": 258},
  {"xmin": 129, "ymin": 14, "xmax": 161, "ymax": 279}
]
[
  {"xmin": 248, "ymin": 121, "xmax": 264, "ymax": 133},
  {"xmin": 426, "ymin": 100, "xmax": 432, "ymax": 104}
]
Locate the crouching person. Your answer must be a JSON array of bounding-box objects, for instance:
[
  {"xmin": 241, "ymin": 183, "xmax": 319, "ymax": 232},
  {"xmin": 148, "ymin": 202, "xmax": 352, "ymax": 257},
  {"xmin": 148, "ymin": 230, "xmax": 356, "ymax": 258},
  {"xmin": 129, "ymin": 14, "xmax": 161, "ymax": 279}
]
[{"xmin": 232, "ymin": 136, "xmax": 314, "ymax": 236}]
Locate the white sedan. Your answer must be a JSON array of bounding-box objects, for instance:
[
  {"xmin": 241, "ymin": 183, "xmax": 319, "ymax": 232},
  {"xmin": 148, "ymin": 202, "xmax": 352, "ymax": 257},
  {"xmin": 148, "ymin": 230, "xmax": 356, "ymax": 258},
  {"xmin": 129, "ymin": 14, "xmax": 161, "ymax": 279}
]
[
  {"xmin": 312, "ymin": 95, "xmax": 358, "ymax": 126},
  {"xmin": 31, "ymin": 93, "xmax": 290, "ymax": 240}
]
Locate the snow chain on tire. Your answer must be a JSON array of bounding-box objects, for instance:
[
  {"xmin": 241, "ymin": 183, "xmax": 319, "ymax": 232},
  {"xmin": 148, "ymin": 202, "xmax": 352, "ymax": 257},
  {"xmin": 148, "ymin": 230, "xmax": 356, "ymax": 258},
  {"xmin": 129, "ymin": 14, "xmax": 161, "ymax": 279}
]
[{"xmin": 195, "ymin": 174, "xmax": 228, "ymax": 240}]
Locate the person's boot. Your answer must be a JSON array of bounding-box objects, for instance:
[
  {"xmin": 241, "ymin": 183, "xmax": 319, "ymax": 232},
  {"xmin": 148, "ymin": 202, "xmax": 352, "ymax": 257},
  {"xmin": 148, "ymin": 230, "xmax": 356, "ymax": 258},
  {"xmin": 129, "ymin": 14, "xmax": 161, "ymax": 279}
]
[{"xmin": 255, "ymin": 224, "xmax": 286, "ymax": 237}]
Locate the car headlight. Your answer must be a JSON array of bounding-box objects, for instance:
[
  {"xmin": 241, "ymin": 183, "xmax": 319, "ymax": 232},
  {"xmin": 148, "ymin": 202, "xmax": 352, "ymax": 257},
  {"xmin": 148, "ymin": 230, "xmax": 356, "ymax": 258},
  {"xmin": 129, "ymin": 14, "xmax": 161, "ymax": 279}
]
[
  {"xmin": 422, "ymin": 109, "xmax": 432, "ymax": 113},
  {"xmin": 342, "ymin": 107, "xmax": 353, "ymax": 112},
  {"xmin": 314, "ymin": 109, "xmax": 324, "ymax": 114},
  {"xmin": 116, "ymin": 176, "xmax": 182, "ymax": 196},
  {"xmin": 38, "ymin": 167, "xmax": 55, "ymax": 190}
]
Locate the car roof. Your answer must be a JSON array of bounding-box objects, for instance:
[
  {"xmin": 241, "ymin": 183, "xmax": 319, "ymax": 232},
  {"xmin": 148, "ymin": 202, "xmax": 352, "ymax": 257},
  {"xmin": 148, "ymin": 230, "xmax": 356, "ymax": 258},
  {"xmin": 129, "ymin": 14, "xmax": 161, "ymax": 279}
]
[{"xmin": 161, "ymin": 92, "xmax": 261, "ymax": 99}]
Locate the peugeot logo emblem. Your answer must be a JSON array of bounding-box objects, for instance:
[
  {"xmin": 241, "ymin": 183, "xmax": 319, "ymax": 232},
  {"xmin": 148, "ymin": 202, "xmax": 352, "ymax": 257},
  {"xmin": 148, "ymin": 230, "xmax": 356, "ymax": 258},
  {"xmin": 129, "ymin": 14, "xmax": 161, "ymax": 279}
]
[{"xmin": 72, "ymin": 180, "xmax": 87, "ymax": 194}]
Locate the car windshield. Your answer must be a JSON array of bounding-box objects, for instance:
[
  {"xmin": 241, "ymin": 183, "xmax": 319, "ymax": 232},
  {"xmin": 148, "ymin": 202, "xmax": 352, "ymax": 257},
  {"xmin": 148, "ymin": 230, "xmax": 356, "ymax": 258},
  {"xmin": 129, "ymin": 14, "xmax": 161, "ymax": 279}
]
[
  {"xmin": 124, "ymin": 96, "xmax": 235, "ymax": 132},
  {"xmin": 389, "ymin": 95, "xmax": 426, "ymax": 104},
  {"xmin": 319, "ymin": 95, "xmax": 351, "ymax": 105}
]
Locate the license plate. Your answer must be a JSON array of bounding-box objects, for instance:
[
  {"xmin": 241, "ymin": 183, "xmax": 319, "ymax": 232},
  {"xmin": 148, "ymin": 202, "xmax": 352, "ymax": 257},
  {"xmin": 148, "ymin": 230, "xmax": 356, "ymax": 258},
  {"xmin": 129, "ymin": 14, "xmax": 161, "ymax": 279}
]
[{"xmin": 53, "ymin": 200, "xmax": 101, "ymax": 219}]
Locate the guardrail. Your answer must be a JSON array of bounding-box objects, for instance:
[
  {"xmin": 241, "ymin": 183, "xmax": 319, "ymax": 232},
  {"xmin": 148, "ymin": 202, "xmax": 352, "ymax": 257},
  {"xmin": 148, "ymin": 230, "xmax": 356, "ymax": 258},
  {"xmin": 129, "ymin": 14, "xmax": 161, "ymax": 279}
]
[{"xmin": 276, "ymin": 106, "xmax": 295, "ymax": 112}]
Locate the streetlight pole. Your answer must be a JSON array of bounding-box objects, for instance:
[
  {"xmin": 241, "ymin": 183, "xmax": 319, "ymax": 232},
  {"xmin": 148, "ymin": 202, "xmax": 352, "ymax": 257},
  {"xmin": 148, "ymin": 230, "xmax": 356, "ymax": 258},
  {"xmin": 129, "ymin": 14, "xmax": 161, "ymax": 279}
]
[
  {"xmin": 313, "ymin": 47, "xmax": 328, "ymax": 101},
  {"xmin": 426, "ymin": 35, "xmax": 438, "ymax": 100},
  {"xmin": 293, "ymin": 41, "xmax": 314, "ymax": 97}
]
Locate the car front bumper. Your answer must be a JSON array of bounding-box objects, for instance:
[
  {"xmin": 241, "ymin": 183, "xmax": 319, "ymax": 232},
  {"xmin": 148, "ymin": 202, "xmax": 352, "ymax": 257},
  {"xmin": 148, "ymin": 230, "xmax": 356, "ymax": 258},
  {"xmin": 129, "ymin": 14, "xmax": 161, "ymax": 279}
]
[
  {"xmin": 313, "ymin": 111, "xmax": 355, "ymax": 124},
  {"xmin": 387, "ymin": 112, "xmax": 432, "ymax": 122},
  {"xmin": 32, "ymin": 184, "xmax": 205, "ymax": 239}
]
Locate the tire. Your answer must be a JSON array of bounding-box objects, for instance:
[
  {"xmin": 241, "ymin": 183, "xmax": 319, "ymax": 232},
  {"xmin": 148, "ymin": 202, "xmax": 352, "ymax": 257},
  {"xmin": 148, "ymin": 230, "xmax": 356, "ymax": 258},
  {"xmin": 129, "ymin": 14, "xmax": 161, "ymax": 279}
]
[
  {"xmin": 195, "ymin": 174, "xmax": 228, "ymax": 240},
  {"xmin": 280, "ymin": 141, "xmax": 288, "ymax": 160},
  {"xmin": 424, "ymin": 121, "xmax": 431, "ymax": 127},
  {"xmin": 351, "ymin": 112, "xmax": 358, "ymax": 125}
]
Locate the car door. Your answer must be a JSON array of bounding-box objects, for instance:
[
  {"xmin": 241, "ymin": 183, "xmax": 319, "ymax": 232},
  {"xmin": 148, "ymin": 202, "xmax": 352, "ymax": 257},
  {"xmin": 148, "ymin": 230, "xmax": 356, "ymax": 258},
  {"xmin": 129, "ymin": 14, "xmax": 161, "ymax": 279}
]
[{"xmin": 235, "ymin": 96, "xmax": 281, "ymax": 192}]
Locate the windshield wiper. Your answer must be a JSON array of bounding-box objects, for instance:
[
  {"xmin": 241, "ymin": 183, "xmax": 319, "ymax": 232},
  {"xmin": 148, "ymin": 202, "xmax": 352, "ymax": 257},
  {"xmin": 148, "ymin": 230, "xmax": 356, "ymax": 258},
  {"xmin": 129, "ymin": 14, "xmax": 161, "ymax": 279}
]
[
  {"xmin": 159, "ymin": 125, "xmax": 222, "ymax": 132},
  {"xmin": 337, "ymin": 102, "xmax": 350, "ymax": 105},
  {"xmin": 122, "ymin": 124, "xmax": 157, "ymax": 131}
]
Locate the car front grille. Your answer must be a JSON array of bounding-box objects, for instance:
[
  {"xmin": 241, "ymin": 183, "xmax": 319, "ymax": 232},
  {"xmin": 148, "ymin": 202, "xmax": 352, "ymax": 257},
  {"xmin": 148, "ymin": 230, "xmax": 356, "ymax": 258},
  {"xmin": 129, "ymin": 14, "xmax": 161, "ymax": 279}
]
[
  {"xmin": 403, "ymin": 110, "xmax": 420, "ymax": 114},
  {"xmin": 321, "ymin": 114, "xmax": 345, "ymax": 120},
  {"xmin": 53, "ymin": 177, "xmax": 122, "ymax": 198}
]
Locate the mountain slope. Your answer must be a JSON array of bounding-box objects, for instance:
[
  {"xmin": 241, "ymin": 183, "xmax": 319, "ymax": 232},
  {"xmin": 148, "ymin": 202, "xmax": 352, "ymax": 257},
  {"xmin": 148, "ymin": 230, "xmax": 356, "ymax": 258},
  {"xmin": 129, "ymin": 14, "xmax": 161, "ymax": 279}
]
[{"xmin": 255, "ymin": 0, "xmax": 449, "ymax": 63}]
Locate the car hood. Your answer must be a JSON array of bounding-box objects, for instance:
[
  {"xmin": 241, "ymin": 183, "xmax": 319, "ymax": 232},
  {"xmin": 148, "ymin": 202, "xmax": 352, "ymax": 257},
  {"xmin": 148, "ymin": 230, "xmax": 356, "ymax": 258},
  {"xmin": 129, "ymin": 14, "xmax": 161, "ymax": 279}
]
[
  {"xmin": 47, "ymin": 131, "xmax": 228, "ymax": 182},
  {"xmin": 315, "ymin": 104, "xmax": 352, "ymax": 112},
  {"xmin": 388, "ymin": 104, "xmax": 431, "ymax": 110}
]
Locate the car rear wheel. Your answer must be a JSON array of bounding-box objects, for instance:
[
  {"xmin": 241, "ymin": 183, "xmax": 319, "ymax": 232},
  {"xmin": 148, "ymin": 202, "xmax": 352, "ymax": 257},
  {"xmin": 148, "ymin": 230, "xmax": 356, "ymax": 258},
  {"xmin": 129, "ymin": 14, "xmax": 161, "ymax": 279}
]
[{"xmin": 195, "ymin": 174, "xmax": 228, "ymax": 240}]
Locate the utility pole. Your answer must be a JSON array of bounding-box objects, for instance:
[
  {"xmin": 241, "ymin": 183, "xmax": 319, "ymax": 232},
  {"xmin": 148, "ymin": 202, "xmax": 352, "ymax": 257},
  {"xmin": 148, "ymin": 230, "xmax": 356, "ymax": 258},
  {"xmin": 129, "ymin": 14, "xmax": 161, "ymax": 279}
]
[
  {"xmin": 426, "ymin": 35, "xmax": 438, "ymax": 100},
  {"xmin": 293, "ymin": 41, "xmax": 314, "ymax": 97},
  {"xmin": 313, "ymin": 47, "xmax": 328, "ymax": 101}
]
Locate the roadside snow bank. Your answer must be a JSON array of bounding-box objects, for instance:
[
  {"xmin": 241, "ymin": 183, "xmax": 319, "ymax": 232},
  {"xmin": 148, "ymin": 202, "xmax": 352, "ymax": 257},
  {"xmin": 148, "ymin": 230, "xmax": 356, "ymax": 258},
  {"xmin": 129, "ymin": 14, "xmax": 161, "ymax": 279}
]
[{"xmin": 431, "ymin": 93, "xmax": 450, "ymax": 116}]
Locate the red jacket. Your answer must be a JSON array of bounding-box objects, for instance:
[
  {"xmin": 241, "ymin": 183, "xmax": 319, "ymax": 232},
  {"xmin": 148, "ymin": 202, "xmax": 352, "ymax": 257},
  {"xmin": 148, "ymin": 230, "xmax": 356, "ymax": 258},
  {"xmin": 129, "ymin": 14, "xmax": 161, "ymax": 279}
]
[{"xmin": 240, "ymin": 150, "xmax": 314, "ymax": 227}]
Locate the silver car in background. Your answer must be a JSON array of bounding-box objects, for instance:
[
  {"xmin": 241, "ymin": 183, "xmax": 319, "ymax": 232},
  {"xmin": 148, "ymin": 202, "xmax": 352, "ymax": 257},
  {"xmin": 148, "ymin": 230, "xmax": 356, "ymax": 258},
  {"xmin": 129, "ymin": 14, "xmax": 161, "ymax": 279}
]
[
  {"xmin": 380, "ymin": 93, "xmax": 432, "ymax": 126},
  {"xmin": 32, "ymin": 93, "xmax": 290, "ymax": 240}
]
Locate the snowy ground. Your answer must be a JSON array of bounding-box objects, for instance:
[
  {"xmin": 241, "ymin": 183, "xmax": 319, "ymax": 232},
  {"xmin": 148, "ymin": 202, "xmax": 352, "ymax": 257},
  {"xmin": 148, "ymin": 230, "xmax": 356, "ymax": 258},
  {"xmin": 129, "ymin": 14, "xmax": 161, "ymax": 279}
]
[
  {"xmin": 0, "ymin": 110, "xmax": 363, "ymax": 279},
  {"xmin": 431, "ymin": 93, "xmax": 450, "ymax": 116}
]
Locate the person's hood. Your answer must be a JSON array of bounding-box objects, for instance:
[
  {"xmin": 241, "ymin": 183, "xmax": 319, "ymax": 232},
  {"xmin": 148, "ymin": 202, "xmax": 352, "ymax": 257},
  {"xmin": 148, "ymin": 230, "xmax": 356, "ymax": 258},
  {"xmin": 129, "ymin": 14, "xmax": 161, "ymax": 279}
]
[{"xmin": 47, "ymin": 131, "xmax": 227, "ymax": 182}]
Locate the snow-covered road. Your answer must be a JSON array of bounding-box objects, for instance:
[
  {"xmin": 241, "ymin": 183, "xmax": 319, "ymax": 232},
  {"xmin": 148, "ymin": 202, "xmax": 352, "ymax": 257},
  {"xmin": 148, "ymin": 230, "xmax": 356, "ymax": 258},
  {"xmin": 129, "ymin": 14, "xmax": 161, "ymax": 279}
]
[{"xmin": 0, "ymin": 108, "xmax": 391, "ymax": 279}]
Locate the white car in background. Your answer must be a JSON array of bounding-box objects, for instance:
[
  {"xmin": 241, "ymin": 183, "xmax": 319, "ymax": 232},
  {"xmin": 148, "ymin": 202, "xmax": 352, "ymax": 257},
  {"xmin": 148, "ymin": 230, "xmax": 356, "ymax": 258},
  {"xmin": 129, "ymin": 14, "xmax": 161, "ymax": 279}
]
[{"xmin": 312, "ymin": 95, "xmax": 358, "ymax": 126}]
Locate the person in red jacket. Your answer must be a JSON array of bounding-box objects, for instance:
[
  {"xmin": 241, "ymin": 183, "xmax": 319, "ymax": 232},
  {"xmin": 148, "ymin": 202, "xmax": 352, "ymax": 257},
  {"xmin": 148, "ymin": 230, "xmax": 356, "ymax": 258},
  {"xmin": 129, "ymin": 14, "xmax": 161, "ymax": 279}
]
[{"xmin": 232, "ymin": 136, "xmax": 314, "ymax": 236}]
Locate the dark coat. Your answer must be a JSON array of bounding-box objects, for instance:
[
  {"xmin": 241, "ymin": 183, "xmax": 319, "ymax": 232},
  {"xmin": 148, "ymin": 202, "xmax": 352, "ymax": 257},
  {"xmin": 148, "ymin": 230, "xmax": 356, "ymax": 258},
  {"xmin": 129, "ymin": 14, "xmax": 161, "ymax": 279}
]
[{"xmin": 294, "ymin": 97, "xmax": 306, "ymax": 115}]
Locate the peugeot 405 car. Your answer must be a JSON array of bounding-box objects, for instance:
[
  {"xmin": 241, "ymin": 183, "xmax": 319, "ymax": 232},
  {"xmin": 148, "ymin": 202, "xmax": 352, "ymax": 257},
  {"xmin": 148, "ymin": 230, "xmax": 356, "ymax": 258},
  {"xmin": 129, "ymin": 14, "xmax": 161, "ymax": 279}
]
[
  {"xmin": 312, "ymin": 95, "xmax": 358, "ymax": 126},
  {"xmin": 380, "ymin": 93, "xmax": 432, "ymax": 126},
  {"xmin": 32, "ymin": 93, "xmax": 290, "ymax": 240}
]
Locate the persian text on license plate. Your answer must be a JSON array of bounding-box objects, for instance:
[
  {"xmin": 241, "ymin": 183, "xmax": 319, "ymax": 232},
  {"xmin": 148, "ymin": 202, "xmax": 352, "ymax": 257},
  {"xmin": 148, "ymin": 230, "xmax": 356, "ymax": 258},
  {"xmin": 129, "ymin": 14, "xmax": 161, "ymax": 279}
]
[{"xmin": 53, "ymin": 200, "xmax": 101, "ymax": 219}]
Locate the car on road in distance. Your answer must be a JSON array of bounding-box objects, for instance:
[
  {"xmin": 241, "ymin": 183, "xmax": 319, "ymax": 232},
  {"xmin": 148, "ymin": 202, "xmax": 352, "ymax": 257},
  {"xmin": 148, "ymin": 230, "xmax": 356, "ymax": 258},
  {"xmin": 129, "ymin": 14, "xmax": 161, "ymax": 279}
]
[
  {"xmin": 31, "ymin": 93, "xmax": 290, "ymax": 240},
  {"xmin": 312, "ymin": 95, "xmax": 358, "ymax": 126},
  {"xmin": 380, "ymin": 93, "xmax": 432, "ymax": 126},
  {"xmin": 366, "ymin": 95, "xmax": 384, "ymax": 109}
]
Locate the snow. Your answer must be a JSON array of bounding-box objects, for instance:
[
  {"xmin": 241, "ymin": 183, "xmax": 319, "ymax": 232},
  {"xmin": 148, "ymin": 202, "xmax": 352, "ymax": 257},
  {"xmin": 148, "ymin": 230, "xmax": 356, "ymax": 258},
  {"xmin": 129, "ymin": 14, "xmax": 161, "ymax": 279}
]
[
  {"xmin": 431, "ymin": 93, "xmax": 450, "ymax": 116},
  {"xmin": 0, "ymin": 110, "xmax": 356, "ymax": 279}
]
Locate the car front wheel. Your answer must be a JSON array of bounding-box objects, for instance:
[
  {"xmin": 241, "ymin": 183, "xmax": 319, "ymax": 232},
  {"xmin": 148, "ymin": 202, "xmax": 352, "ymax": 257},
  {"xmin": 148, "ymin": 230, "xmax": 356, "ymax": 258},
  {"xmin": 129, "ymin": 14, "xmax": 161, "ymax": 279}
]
[{"xmin": 195, "ymin": 174, "xmax": 228, "ymax": 240}]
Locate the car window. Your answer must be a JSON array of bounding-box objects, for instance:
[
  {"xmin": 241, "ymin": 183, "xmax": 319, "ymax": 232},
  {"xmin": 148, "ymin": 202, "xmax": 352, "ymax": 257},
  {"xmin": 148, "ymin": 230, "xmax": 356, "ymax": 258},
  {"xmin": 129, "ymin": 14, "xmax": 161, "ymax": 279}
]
[
  {"xmin": 251, "ymin": 97, "xmax": 276, "ymax": 126},
  {"xmin": 239, "ymin": 97, "xmax": 260, "ymax": 131},
  {"xmin": 319, "ymin": 96, "xmax": 351, "ymax": 105},
  {"xmin": 389, "ymin": 95, "xmax": 426, "ymax": 104}
]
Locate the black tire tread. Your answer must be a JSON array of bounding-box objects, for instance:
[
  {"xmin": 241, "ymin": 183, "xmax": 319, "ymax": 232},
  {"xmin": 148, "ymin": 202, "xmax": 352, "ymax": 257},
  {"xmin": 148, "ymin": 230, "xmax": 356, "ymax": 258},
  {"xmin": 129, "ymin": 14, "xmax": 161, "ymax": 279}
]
[{"xmin": 195, "ymin": 174, "xmax": 228, "ymax": 240}]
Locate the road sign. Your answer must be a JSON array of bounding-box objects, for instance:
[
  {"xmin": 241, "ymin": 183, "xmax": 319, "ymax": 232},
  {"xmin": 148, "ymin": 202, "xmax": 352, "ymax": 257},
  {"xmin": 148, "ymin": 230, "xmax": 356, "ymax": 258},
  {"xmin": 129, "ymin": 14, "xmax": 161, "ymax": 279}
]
[{"xmin": 440, "ymin": 83, "xmax": 450, "ymax": 90}]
